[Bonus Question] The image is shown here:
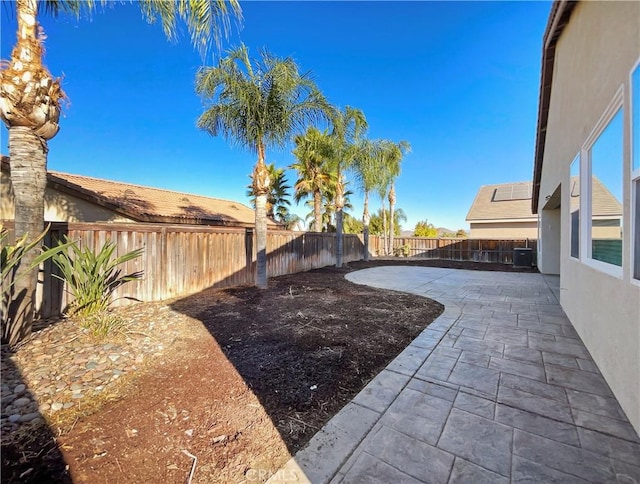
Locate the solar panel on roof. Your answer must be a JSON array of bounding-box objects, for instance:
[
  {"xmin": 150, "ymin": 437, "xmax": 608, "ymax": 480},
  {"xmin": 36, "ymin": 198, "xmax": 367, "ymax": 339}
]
[{"xmin": 492, "ymin": 185, "xmax": 532, "ymax": 201}]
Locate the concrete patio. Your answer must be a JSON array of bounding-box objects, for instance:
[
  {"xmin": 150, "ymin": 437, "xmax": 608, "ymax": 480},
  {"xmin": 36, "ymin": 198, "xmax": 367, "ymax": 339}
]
[{"xmin": 268, "ymin": 266, "xmax": 640, "ymax": 484}]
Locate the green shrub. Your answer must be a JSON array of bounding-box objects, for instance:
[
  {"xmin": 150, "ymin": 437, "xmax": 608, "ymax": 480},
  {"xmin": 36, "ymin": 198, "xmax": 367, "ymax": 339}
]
[
  {"xmin": 51, "ymin": 237, "xmax": 144, "ymax": 318},
  {"xmin": 394, "ymin": 244, "xmax": 411, "ymax": 257}
]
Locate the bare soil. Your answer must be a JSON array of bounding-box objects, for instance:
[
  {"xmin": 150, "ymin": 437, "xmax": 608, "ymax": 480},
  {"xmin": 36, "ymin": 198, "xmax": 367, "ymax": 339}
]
[{"xmin": 1, "ymin": 259, "xmax": 536, "ymax": 483}]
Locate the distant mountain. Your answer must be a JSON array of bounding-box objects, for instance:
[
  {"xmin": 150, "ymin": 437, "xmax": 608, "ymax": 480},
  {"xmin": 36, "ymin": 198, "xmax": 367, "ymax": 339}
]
[{"xmin": 399, "ymin": 228, "xmax": 469, "ymax": 238}]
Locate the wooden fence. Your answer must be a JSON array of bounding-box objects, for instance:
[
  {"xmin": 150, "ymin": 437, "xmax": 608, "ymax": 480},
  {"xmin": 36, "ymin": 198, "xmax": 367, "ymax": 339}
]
[
  {"xmin": 2, "ymin": 221, "xmax": 539, "ymax": 318},
  {"xmin": 4, "ymin": 222, "xmax": 365, "ymax": 318},
  {"xmin": 369, "ymin": 236, "xmax": 537, "ymax": 264}
]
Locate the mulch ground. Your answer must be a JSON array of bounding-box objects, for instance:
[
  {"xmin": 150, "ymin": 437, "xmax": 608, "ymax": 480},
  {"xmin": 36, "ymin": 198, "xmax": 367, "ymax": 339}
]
[{"xmin": 1, "ymin": 259, "xmax": 536, "ymax": 483}]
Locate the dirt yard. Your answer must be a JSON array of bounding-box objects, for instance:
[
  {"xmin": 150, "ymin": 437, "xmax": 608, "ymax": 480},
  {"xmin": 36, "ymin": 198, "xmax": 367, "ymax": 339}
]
[{"xmin": 1, "ymin": 259, "xmax": 535, "ymax": 483}]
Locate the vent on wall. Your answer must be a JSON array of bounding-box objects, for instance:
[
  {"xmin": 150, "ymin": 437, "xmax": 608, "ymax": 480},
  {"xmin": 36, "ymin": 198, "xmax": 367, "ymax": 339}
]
[{"xmin": 493, "ymin": 185, "xmax": 532, "ymax": 201}]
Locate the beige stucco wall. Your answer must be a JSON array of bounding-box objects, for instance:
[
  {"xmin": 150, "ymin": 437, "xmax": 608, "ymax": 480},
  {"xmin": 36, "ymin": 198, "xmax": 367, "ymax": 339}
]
[
  {"xmin": 469, "ymin": 221, "xmax": 538, "ymax": 239},
  {"xmin": 538, "ymin": 1, "xmax": 640, "ymax": 432},
  {"xmin": 2, "ymin": 171, "xmax": 134, "ymax": 223}
]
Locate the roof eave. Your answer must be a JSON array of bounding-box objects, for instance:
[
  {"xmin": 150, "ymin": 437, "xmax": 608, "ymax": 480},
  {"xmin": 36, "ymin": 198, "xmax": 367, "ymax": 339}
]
[{"xmin": 532, "ymin": 0, "xmax": 578, "ymax": 214}]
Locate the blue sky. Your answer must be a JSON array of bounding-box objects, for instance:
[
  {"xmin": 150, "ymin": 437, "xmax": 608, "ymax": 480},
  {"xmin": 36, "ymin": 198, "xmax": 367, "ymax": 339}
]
[{"xmin": 0, "ymin": 1, "xmax": 551, "ymax": 232}]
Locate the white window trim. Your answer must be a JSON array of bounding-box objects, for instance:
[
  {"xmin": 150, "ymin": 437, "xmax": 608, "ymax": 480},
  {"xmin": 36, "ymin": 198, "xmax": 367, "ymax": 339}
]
[
  {"xmin": 580, "ymin": 86, "xmax": 624, "ymax": 279},
  {"xmin": 630, "ymin": 58, "xmax": 640, "ymax": 285},
  {"xmin": 569, "ymin": 154, "xmax": 580, "ymax": 260}
]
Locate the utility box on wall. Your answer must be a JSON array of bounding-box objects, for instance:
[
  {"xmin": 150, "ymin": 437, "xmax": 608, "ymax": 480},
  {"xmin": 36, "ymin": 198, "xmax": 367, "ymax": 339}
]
[{"xmin": 513, "ymin": 248, "xmax": 533, "ymax": 268}]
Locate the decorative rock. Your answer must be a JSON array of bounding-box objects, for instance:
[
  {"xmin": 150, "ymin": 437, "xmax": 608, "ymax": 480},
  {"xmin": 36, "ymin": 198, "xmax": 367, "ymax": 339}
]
[
  {"xmin": 20, "ymin": 413, "xmax": 40, "ymax": 422},
  {"xmin": 1, "ymin": 302, "xmax": 183, "ymax": 435},
  {"xmin": 13, "ymin": 397, "xmax": 30, "ymax": 408}
]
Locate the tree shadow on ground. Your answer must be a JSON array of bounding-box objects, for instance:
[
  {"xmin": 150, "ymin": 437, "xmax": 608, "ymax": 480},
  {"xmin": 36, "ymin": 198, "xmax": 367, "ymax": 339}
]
[
  {"xmin": 169, "ymin": 261, "xmax": 445, "ymax": 454},
  {"xmin": 1, "ymin": 346, "xmax": 71, "ymax": 483}
]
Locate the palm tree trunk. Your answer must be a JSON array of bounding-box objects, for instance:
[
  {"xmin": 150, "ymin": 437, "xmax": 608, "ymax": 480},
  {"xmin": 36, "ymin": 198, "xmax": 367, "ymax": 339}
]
[
  {"xmin": 313, "ymin": 190, "xmax": 322, "ymax": 232},
  {"xmin": 335, "ymin": 173, "xmax": 344, "ymax": 268},
  {"xmin": 3, "ymin": 127, "xmax": 48, "ymax": 345},
  {"xmin": 381, "ymin": 198, "xmax": 388, "ymax": 256},
  {"xmin": 2, "ymin": 0, "xmax": 62, "ymax": 345},
  {"xmin": 363, "ymin": 191, "xmax": 370, "ymax": 261},
  {"xmin": 389, "ymin": 183, "xmax": 396, "ymax": 256},
  {"xmin": 252, "ymin": 148, "xmax": 270, "ymax": 289}
]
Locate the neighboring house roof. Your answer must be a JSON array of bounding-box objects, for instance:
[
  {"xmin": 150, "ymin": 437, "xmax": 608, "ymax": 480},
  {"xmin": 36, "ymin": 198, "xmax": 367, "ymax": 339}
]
[
  {"xmin": 532, "ymin": 0, "xmax": 578, "ymax": 213},
  {"xmin": 1, "ymin": 156, "xmax": 277, "ymax": 228},
  {"xmin": 569, "ymin": 177, "xmax": 622, "ymax": 217},
  {"xmin": 466, "ymin": 182, "xmax": 536, "ymax": 222},
  {"xmin": 468, "ymin": 178, "xmax": 621, "ymax": 223}
]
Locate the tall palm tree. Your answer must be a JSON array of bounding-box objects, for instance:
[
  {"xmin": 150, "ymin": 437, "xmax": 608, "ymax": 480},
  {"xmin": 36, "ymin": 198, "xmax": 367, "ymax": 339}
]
[
  {"xmin": 329, "ymin": 106, "xmax": 367, "ymax": 268},
  {"xmin": 247, "ymin": 163, "xmax": 292, "ymax": 223},
  {"xmin": 291, "ymin": 126, "xmax": 335, "ymax": 232},
  {"xmin": 196, "ymin": 45, "xmax": 332, "ymax": 288},
  {"xmin": 374, "ymin": 139, "xmax": 410, "ymax": 255},
  {"xmin": 354, "ymin": 138, "xmax": 387, "ymax": 260},
  {"xmin": 382, "ymin": 140, "xmax": 410, "ymax": 255},
  {"xmin": 0, "ymin": 0, "xmax": 241, "ymax": 346}
]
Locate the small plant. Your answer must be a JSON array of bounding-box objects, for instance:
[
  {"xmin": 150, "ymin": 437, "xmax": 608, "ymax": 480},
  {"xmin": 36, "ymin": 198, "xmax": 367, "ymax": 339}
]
[
  {"xmin": 1, "ymin": 224, "xmax": 71, "ymax": 290},
  {"xmin": 82, "ymin": 311, "xmax": 127, "ymax": 339},
  {"xmin": 394, "ymin": 244, "xmax": 411, "ymax": 257},
  {"xmin": 50, "ymin": 237, "xmax": 144, "ymax": 318},
  {"xmin": 1, "ymin": 224, "xmax": 73, "ymax": 343}
]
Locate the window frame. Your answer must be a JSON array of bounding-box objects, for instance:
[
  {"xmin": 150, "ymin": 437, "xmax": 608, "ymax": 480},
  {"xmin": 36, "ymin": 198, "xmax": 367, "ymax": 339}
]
[
  {"xmin": 580, "ymin": 87, "xmax": 624, "ymax": 279},
  {"xmin": 631, "ymin": 58, "xmax": 640, "ymax": 284},
  {"xmin": 569, "ymin": 154, "xmax": 580, "ymax": 260}
]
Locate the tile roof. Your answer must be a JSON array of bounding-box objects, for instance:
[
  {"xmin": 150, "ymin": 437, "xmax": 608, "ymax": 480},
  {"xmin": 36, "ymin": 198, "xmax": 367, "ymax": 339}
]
[
  {"xmin": 2, "ymin": 156, "xmax": 276, "ymax": 228},
  {"xmin": 467, "ymin": 179, "xmax": 621, "ymax": 222}
]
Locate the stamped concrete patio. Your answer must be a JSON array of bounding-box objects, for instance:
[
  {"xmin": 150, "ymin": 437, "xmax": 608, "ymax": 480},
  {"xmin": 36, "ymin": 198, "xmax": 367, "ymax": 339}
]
[{"xmin": 268, "ymin": 266, "xmax": 640, "ymax": 484}]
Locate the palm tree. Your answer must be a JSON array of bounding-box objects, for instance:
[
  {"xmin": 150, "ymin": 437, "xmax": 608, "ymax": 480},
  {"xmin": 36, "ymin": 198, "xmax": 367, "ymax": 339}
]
[
  {"xmin": 247, "ymin": 163, "xmax": 292, "ymax": 223},
  {"xmin": 328, "ymin": 107, "xmax": 367, "ymax": 267},
  {"xmin": 370, "ymin": 207, "xmax": 407, "ymax": 238},
  {"xmin": 196, "ymin": 45, "xmax": 332, "ymax": 288},
  {"xmin": 382, "ymin": 140, "xmax": 410, "ymax": 255},
  {"xmin": 0, "ymin": 0, "xmax": 241, "ymax": 346},
  {"xmin": 281, "ymin": 213, "xmax": 303, "ymax": 231},
  {"xmin": 291, "ymin": 126, "xmax": 336, "ymax": 232},
  {"xmin": 304, "ymin": 183, "xmax": 354, "ymax": 232},
  {"xmin": 354, "ymin": 138, "xmax": 387, "ymax": 260}
]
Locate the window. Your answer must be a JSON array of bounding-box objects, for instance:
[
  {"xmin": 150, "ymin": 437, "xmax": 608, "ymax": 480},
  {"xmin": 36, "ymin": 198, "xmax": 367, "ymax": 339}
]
[
  {"xmin": 570, "ymin": 155, "xmax": 580, "ymax": 259},
  {"xmin": 588, "ymin": 109, "xmax": 623, "ymax": 268},
  {"xmin": 632, "ymin": 63, "xmax": 640, "ymax": 280}
]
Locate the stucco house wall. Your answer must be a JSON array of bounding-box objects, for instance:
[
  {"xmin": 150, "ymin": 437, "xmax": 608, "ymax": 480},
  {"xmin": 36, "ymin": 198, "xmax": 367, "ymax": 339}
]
[
  {"xmin": 536, "ymin": 1, "xmax": 640, "ymax": 432},
  {"xmin": 469, "ymin": 221, "xmax": 538, "ymax": 240},
  {"xmin": 2, "ymin": 171, "xmax": 134, "ymax": 223}
]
